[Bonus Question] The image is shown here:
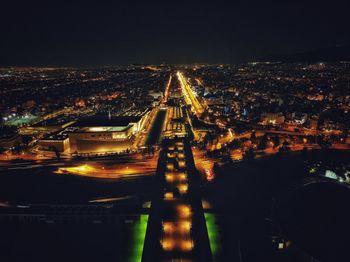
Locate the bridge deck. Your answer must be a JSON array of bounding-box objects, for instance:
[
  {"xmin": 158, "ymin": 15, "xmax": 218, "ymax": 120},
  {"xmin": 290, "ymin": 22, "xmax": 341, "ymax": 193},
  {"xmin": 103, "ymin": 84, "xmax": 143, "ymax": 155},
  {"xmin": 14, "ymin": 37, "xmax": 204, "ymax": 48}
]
[{"xmin": 142, "ymin": 138, "xmax": 212, "ymax": 262}]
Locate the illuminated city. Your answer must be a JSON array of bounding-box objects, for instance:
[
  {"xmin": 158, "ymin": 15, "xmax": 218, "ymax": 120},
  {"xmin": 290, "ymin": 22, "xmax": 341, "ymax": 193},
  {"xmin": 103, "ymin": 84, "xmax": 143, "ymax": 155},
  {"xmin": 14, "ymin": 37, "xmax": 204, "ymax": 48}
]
[{"xmin": 1, "ymin": 1, "xmax": 350, "ymax": 262}]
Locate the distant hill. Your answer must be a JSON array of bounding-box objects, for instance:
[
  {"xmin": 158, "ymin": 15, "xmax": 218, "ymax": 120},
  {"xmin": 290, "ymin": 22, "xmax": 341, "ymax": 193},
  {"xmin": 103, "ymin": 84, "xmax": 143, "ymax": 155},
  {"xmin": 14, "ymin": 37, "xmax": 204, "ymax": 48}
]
[{"xmin": 260, "ymin": 45, "xmax": 350, "ymax": 62}]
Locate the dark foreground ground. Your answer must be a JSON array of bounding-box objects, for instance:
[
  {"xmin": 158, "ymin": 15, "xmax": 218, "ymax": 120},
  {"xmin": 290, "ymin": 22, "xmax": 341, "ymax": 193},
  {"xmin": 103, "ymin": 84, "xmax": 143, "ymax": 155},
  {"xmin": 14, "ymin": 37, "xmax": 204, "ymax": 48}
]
[
  {"xmin": 0, "ymin": 167, "xmax": 154, "ymax": 262},
  {"xmin": 203, "ymin": 150, "xmax": 350, "ymax": 262}
]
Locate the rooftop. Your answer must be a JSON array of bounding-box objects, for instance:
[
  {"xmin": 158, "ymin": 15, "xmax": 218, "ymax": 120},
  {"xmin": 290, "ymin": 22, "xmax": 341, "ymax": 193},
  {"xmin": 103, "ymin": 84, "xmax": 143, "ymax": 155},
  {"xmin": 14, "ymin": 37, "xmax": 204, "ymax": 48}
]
[
  {"xmin": 42, "ymin": 127, "xmax": 79, "ymax": 141},
  {"xmin": 32, "ymin": 114, "xmax": 78, "ymax": 127},
  {"xmin": 73, "ymin": 115, "xmax": 142, "ymax": 128}
]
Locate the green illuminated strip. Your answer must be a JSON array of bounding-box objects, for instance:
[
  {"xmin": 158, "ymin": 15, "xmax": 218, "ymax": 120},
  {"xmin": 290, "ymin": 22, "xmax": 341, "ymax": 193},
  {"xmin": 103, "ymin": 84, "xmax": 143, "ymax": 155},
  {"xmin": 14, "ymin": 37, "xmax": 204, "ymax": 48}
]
[
  {"xmin": 205, "ymin": 213, "xmax": 220, "ymax": 260},
  {"xmin": 129, "ymin": 215, "xmax": 149, "ymax": 262}
]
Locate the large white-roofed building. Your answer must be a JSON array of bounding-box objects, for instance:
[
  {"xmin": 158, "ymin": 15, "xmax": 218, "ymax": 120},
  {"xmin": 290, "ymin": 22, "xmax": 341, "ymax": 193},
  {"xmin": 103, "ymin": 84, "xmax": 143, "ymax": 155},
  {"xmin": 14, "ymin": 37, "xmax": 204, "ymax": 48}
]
[{"xmin": 69, "ymin": 111, "xmax": 149, "ymax": 154}]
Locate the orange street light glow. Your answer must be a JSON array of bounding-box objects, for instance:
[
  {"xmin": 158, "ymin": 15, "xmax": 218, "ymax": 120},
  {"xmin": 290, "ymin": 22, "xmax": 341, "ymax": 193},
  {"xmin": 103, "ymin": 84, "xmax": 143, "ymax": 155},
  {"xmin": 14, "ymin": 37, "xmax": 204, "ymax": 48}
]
[
  {"xmin": 179, "ymin": 239, "xmax": 194, "ymax": 251},
  {"xmin": 162, "ymin": 222, "xmax": 176, "ymax": 234},
  {"xmin": 164, "ymin": 192, "xmax": 174, "ymax": 200},
  {"xmin": 161, "ymin": 238, "xmax": 176, "ymax": 251},
  {"xmin": 165, "ymin": 173, "xmax": 175, "ymax": 182},
  {"xmin": 178, "ymin": 160, "xmax": 186, "ymax": 168},
  {"xmin": 167, "ymin": 152, "xmax": 175, "ymax": 158},
  {"xmin": 162, "ymin": 221, "xmax": 192, "ymax": 235},
  {"xmin": 179, "ymin": 173, "xmax": 187, "ymax": 180},
  {"xmin": 178, "ymin": 221, "xmax": 192, "ymax": 233},
  {"xmin": 166, "ymin": 163, "xmax": 174, "ymax": 171},
  {"xmin": 55, "ymin": 164, "xmax": 96, "ymax": 175},
  {"xmin": 177, "ymin": 204, "xmax": 192, "ymax": 218},
  {"xmin": 177, "ymin": 153, "xmax": 185, "ymax": 159},
  {"xmin": 178, "ymin": 183, "xmax": 189, "ymax": 194},
  {"xmin": 165, "ymin": 172, "xmax": 187, "ymax": 182}
]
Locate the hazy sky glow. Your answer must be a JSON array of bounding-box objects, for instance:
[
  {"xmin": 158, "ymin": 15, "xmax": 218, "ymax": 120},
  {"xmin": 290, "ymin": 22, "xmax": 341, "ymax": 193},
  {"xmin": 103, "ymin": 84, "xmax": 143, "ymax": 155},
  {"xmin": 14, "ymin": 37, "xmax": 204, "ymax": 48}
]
[{"xmin": 1, "ymin": 0, "xmax": 349, "ymax": 66}]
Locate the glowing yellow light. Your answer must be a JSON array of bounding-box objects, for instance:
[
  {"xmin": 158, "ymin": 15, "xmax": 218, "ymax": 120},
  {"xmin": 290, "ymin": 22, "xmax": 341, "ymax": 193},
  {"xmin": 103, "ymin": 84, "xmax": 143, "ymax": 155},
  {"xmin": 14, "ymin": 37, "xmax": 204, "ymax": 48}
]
[
  {"xmin": 162, "ymin": 221, "xmax": 192, "ymax": 235},
  {"xmin": 229, "ymin": 128, "xmax": 234, "ymax": 138},
  {"xmin": 178, "ymin": 221, "xmax": 192, "ymax": 233},
  {"xmin": 205, "ymin": 169, "xmax": 214, "ymax": 181},
  {"xmin": 163, "ymin": 75, "xmax": 172, "ymax": 103},
  {"xmin": 179, "ymin": 173, "xmax": 187, "ymax": 181},
  {"xmin": 165, "ymin": 172, "xmax": 187, "ymax": 182},
  {"xmin": 178, "ymin": 183, "xmax": 188, "ymax": 194},
  {"xmin": 120, "ymin": 166, "xmax": 138, "ymax": 175},
  {"xmin": 78, "ymin": 165, "xmax": 89, "ymax": 171},
  {"xmin": 178, "ymin": 160, "xmax": 186, "ymax": 168},
  {"xmin": 165, "ymin": 173, "xmax": 175, "ymax": 182},
  {"xmin": 178, "ymin": 153, "xmax": 185, "ymax": 159},
  {"xmin": 88, "ymin": 127, "xmax": 107, "ymax": 132},
  {"xmin": 53, "ymin": 153, "xmax": 159, "ymax": 179},
  {"xmin": 231, "ymin": 149, "xmax": 243, "ymax": 161},
  {"xmin": 164, "ymin": 192, "xmax": 174, "ymax": 200},
  {"xmin": 55, "ymin": 164, "xmax": 96, "ymax": 175},
  {"xmin": 161, "ymin": 238, "xmax": 176, "ymax": 251},
  {"xmin": 162, "ymin": 222, "xmax": 176, "ymax": 234},
  {"xmin": 167, "ymin": 152, "xmax": 175, "ymax": 158},
  {"xmin": 202, "ymin": 200, "xmax": 212, "ymax": 209},
  {"xmin": 179, "ymin": 239, "xmax": 194, "ymax": 251},
  {"xmin": 177, "ymin": 71, "xmax": 204, "ymax": 116},
  {"xmin": 177, "ymin": 204, "xmax": 192, "ymax": 218},
  {"xmin": 166, "ymin": 163, "xmax": 174, "ymax": 171}
]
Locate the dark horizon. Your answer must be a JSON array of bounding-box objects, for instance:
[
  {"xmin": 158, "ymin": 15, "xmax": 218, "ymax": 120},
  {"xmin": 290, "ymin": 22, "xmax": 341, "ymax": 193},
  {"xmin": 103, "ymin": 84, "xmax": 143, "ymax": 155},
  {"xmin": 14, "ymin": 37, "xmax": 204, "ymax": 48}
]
[
  {"xmin": 1, "ymin": 0, "xmax": 350, "ymax": 66},
  {"xmin": 1, "ymin": 44, "xmax": 350, "ymax": 68}
]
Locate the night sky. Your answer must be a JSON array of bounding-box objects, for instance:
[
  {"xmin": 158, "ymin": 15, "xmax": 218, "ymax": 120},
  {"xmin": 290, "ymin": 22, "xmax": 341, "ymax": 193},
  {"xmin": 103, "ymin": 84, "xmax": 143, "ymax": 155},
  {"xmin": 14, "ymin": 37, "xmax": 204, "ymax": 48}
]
[{"xmin": 1, "ymin": 0, "xmax": 349, "ymax": 66}]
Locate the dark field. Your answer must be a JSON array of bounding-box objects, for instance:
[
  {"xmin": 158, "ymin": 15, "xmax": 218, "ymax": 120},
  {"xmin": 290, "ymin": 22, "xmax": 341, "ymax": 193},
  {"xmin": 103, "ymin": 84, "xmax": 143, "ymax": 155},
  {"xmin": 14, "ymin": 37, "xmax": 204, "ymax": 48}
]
[{"xmin": 203, "ymin": 150, "xmax": 350, "ymax": 262}]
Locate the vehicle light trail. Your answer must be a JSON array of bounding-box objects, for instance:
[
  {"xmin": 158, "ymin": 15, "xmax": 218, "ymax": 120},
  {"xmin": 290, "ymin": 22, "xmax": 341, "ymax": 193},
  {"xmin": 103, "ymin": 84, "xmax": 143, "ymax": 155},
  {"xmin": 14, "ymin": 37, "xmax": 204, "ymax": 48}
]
[
  {"xmin": 177, "ymin": 71, "xmax": 204, "ymax": 116},
  {"xmin": 54, "ymin": 153, "xmax": 159, "ymax": 179},
  {"xmin": 163, "ymin": 74, "xmax": 172, "ymax": 103}
]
